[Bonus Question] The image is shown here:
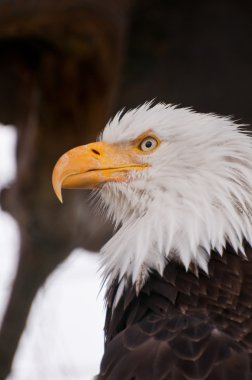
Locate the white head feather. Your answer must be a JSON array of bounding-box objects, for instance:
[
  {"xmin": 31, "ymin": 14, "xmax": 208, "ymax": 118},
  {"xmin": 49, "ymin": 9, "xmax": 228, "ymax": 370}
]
[{"xmin": 97, "ymin": 102, "xmax": 252, "ymax": 296}]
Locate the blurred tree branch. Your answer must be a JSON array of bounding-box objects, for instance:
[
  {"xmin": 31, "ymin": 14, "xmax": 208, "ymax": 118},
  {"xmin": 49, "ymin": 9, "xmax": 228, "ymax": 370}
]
[{"xmin": 0, "ymin": 1, "xmax": 130, "ymax": 378}]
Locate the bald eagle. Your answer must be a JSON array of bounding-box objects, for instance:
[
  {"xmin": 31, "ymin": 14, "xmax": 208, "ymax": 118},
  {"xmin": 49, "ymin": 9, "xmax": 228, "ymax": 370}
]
[{"xmin": 52, "ymin": 103, "xmax": 252, "ymax": 380}]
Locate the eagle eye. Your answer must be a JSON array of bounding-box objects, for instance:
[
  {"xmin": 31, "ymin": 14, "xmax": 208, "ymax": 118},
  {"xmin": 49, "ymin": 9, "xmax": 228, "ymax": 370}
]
[{"xmin": 139, "ymin": 136, "xmax": 159, "ymax": 152}]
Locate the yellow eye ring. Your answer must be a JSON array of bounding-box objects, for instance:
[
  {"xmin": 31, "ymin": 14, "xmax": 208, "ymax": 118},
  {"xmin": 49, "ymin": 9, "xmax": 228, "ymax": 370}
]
[{"xmin": 139, "ymin": 136, "xmax": 159, "ymax": 152}]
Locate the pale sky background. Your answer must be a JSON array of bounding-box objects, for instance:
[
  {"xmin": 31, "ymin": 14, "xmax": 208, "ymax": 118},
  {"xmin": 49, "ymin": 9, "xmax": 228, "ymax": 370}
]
[{"xmin": 0, "ymin": 125, "xmax": 105, "ymax": 380}]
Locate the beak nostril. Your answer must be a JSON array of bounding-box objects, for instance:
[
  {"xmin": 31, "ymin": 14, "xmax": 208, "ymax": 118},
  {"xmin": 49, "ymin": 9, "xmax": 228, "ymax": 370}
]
[{"xmin": 91, "ymin": 148, "xmax": 100, "ymax": 156}]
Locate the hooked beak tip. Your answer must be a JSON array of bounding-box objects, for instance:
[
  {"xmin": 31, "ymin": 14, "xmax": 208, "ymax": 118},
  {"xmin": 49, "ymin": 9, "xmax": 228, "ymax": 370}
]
[
  {"xmin": 54, "ymin": 184, "xmax": 63, "ymax": 204},
  {"xmin": 54, "ymin": 184, "xmax": 63, "ymax": 203},
  {"xmin": 58, "ymin": 192, "xmax": 63, "ymax": 204},
  {"xmin": 52, "ymin": 171, "xmax": 64, "ymax": 204}
]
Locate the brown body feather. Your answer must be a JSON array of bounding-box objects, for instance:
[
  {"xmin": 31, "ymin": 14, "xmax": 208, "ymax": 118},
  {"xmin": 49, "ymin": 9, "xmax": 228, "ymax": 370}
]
[{"xmin": 97, "ymin": 244, "xmax": 252, "ymax": 379}]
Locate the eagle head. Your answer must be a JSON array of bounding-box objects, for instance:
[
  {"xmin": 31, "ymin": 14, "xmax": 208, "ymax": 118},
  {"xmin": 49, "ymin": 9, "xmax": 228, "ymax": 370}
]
[{"xmin": 52, "ymin": 103, "xmax": 252, "ymax": 295}]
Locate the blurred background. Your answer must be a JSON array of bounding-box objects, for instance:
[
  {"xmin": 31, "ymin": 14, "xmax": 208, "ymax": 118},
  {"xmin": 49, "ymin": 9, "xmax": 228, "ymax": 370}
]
[{"xmin": 0, "ymin": 0, "xmax": 251, "ymax": 379}]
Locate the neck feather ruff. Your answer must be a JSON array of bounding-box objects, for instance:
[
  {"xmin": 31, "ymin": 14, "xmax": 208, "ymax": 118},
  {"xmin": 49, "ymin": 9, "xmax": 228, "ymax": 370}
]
[{"xmin": 95, "ymin": 104, "xmax": 252, "ymax": 302}]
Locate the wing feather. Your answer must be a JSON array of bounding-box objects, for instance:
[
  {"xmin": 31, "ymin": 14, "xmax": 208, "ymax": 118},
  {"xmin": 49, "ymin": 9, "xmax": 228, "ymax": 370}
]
[
  {"xmin": 98, "ymin": 245, "xmax": 252, "ymax": 379},
  {"xmin": 98, "ymin": 314, "xmax": 250, "ymax": 380}
]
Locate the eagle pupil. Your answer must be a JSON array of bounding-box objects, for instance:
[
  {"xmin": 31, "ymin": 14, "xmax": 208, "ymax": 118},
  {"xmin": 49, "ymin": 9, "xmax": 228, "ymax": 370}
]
[{"xmin": 145, "ymin": 141, "xmax": 152, "ymax": 148}]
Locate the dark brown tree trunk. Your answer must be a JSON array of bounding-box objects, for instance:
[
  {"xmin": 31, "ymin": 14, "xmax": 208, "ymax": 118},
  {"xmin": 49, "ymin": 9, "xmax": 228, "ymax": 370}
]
[{"xmin": 0, "ymin": 1, "xmax": 130, "ymax": 378}]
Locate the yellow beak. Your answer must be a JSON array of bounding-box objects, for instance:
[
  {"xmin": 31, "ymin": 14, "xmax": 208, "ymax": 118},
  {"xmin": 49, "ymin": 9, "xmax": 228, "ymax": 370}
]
[{"xmin": 52, "ymin": 141, "xmax": 147, "ymax": 203}]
